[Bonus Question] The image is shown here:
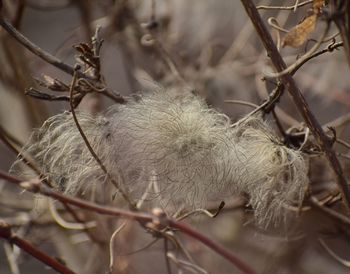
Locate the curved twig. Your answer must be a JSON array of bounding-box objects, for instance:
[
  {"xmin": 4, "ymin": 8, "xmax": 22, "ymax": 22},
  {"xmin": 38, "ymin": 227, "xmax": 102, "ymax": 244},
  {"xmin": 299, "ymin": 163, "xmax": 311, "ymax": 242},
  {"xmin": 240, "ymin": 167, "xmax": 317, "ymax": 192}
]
[
  {"xmin": 257, "ymin": 0, "xmax": 313, "ymax": 10},
  {"xmin": 290, "ymin": 41, "xmax": 343, "ymax": 75},
  {"xmin": 265, "ymin": 22, "xmax": 331, "ymax": 78},
  {"xmin": 49, "ymin": 198, "xmax": 96, "ymax": 230},
  {"xmin": 319, "ymin": 238, "xmax": 350, "ymax": 267},
  {"xmin": 109, "ymin": 221, "xmax": 128, "ymax": 273}
]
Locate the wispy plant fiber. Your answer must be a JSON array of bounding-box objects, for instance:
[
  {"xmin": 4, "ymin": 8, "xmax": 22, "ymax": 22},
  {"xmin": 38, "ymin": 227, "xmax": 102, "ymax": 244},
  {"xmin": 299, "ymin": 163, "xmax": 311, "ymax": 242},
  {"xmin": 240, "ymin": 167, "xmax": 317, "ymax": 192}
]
[{"xmin": 13, "ymin": 91, "xmax": 309, "ymax": 225}]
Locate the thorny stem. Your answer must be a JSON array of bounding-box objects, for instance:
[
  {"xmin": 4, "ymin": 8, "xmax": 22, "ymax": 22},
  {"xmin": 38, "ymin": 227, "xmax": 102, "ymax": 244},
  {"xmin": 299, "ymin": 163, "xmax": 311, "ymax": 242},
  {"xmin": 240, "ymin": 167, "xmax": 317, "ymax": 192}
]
[
  {"xmin": 0, "ymin": 221, "xmax": 76, "ymax": 274},
  {"xmin": 0, "ymin": 170, "xmax": 257, "ymax": 274},
  {"xmin": 240, "ymin": 0, "xmax": 350, "ymax": 211},
  {"xmin": 69, "ymin": 67, "xmax": 135, "ymax": 208}
]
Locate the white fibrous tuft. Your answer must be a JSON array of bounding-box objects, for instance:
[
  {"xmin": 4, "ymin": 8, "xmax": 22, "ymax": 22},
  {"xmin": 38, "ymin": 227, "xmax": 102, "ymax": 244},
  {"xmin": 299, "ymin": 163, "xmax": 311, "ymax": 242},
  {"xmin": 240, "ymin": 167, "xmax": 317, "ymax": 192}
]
[
  {"xmin": 232, "ymin": 117, "xmax": 308, "ymax": 225},
  {"xmin": 12, "ymin": 112, "xmax": 113, "ymax": 195},
  {"xmin": 106, "ymin": 91, "xmax": 237, "ymax": 209},
  {"xmin": 12, "ymin": 91, "xmax": 309, "ymax": 226}
]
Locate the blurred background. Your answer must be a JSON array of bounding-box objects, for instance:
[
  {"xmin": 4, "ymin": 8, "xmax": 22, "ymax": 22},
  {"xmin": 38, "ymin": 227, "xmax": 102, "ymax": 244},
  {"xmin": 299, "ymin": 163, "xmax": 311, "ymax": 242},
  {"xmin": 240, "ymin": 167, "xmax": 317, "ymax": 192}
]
[{"xmin": 0, "ymin": 0, "xmax": 350, "ymax": 273}]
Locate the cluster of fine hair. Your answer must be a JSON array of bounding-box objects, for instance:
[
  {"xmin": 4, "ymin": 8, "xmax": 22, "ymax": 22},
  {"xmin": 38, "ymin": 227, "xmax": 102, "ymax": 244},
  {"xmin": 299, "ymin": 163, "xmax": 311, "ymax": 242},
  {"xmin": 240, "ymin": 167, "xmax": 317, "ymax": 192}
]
[
  {"xmin": 13, "ymin": 90, "xmax": 309, "ymax": 226},
  {"xmin": 12, "ymin": 112, "xmax": 113, "ymax": 196}
]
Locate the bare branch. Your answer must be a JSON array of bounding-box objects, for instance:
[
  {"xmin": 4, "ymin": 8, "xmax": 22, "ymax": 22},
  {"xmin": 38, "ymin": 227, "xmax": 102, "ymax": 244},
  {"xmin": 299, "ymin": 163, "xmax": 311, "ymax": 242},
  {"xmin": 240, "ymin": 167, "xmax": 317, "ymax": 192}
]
[
  {"xmin": 0, "ymin": 221, "xmax": 76, "ymax": 274},
  {"xmin": 0, "ymin": 171, "xmax": 257, "ymax": 274},
  {"xmin": 240, "ymin": 0, "xmax": 350, "ymax": 211},
  {"xmin": 290, "ymin": 41, "xmax": 343, "ymax": 75},
  {"xmin": 0, "ymin": 17, "xmax": 86, "ymax": 78}
]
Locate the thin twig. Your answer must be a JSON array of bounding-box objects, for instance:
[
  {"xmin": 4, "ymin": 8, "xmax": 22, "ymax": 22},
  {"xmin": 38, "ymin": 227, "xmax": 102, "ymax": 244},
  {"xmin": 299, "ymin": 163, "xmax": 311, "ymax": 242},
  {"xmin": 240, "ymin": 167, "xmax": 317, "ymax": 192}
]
[
  {"xmin": 109, "ymin": 221, "xmax": 127, "ymax": 274},
  {"xmin": 267, "ymin": 17, "xmax": 289, "ymax": 33},
  {"xmin": 336, "ymin": 138, "xmax": 350, "ymax": 150},
  {"xmin": 0, "ymin": 171, "xmax": 257, "ymax": 274},
  {"xmin": 0, "ymin": 125, "xmax": 22, "ymax": 147},
  {"xmin": 330, "ymin": 1, "xmax": 350, "ymax": 69},
  {"xmin": 293, "ymin": 0, "xmax": 300, "ymax": 12},
  {"xmin": 0, "ymin": 125, "xmax": 101, "ymax": 242},
  {"xmin": 283, "ymin": 193, "xmax": 341, "ymax": 212},
  {"xmin": 0, "ymin": 17, "xmax": 87, "ymax": 78},
  {"xmin": 176, "ymin": 202, "xmax": 225, "ymax": 221},
  {"xmin": 25, "ymin": 87, "xmax": 70, "ymax": 102},
  {"xmin": 0, "ymin": 125, "xmax": 42, "ymax": 176},
  {"xmin": 319, "ymin": 238, "xmax": 350, "ymax": 267},
  {"xmin": 323, "ymin": 113, "xmax": 350, "ymax": 131},
  {"xmin": 290, "ymin": 41, "xmax": 343, "ymax": 75},
  {"xmin": 62, "ymin": 202, "xmax": 103, "ymax": 245},
  {"xmin": 168, "ymin": 219, "xmax": 256, "ymax": 274},
  {"xmin": 257, "ymin": 0, "xmax": 313, "ymax": 10},
  {"xmin": 0, "ymin": 17, "xmax": 126, "ymax": 104},
  {"xmin": 12, "ymin": 0, "xmax": 25, "ymax": 29},
  {"xmin": 232, "ymin": 83, "xmax": 283, "ymax": 127},
  {"xmin": 0, "ymin": 221, "xmax": 76, "ymax": 274},
  {"xmin": 224, "ymin": 100, "xmax": 259, "ymax": 108},
  {"xmin": 265, "ymin": 22, "xmax": 331, "ymax": 78},
  {"xmin": 141, "ymin": 2, "xmax": 187, "ymax": 84},
  {"xmin": 167, "ymin": 252, "xmax": 208, "ymax": 274},
  {"xmin": 240, "ymin": 0, "xmax": 350, "ymax": 210},
  {"xmin": 338, "ymin": 153, "xmax": 350, "ymax": 161},
  {"xmin": 3, "ymin": 242, "xmax": 20, "ymax": 274},
  {"xmin": 49, "ymin": 198, "xmax": 96, "ymax": 230},
  {"xmin": 164, "ymin": 238, "xmax": 173, "ymax": 274},
  {"xmin": 117, "ymin": 239, "xmax": 159, "ymax": 256},
  {"xmin": 68, "ymin": 67, "xmax": 135, "ymax": 208},
  {"xmin": 310, "ymin": 196, "xmax": 350, "ymax": 226}
]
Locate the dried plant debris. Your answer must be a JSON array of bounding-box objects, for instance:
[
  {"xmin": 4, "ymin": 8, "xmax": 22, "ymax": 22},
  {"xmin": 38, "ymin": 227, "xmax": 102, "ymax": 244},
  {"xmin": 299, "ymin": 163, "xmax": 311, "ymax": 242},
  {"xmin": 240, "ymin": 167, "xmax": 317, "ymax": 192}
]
[
  {"xmin": 282, "ymin": 14, "xmax": 317, "ymax": 48},
  {"xmin": 313, "ymin": 0, "xmax": 325, "ymax": 12},
  {"xmin": 282, "ymin": 0, "xmax": 325, "ymax": 48},
  {"xmin": 12, "ymin": 90, "xmax": 309, "ymax": 226}
]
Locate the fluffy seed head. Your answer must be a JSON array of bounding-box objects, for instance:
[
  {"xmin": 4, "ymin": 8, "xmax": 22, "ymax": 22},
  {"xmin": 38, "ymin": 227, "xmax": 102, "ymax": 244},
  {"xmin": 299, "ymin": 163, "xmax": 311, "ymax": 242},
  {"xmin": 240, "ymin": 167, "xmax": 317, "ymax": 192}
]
[
  {"xmin": 232, "ymin": 117, "xmax": 308, "ymax": 225},
  {"xmin": 12, "ymin": 112, "xmax": 112, "ymax": 196},
  {"xmin": 106, "ymin": 91, "xmax": 237, "ymax": 208},
  {"xmin": 12, "ymin": 90, "xmax": 309, "ymax": 226}
]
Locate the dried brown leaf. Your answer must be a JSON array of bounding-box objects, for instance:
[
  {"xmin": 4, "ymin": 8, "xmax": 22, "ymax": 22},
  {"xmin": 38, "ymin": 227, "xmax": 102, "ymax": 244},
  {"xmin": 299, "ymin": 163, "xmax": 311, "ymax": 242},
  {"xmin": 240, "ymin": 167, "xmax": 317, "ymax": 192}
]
[
  {"xmin": 313, "ymin": 0, "xmax": 325, "ymax": 12},
  {"xmin": 282, "ymin": 14, "xmax": 317, "ymax": 48}
]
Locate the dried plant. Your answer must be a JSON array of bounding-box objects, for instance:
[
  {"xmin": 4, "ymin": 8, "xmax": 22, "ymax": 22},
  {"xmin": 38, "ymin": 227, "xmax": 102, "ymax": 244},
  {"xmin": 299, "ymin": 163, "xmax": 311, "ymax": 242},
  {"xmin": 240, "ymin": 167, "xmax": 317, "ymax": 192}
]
[
  {"xmin": 13, "ymin": 90, "xmax": 309, "ymax": 226},
  {"xmin": 232, "ymin": 116, "xmax": 308, "ymax": 225},
  {"xmin": 11, "ymin": 112, "xmax": 111, "ymax": 195},
  {"xmin": 1, "ymin": 1, "xmax": 350, "ymax": 274}
]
